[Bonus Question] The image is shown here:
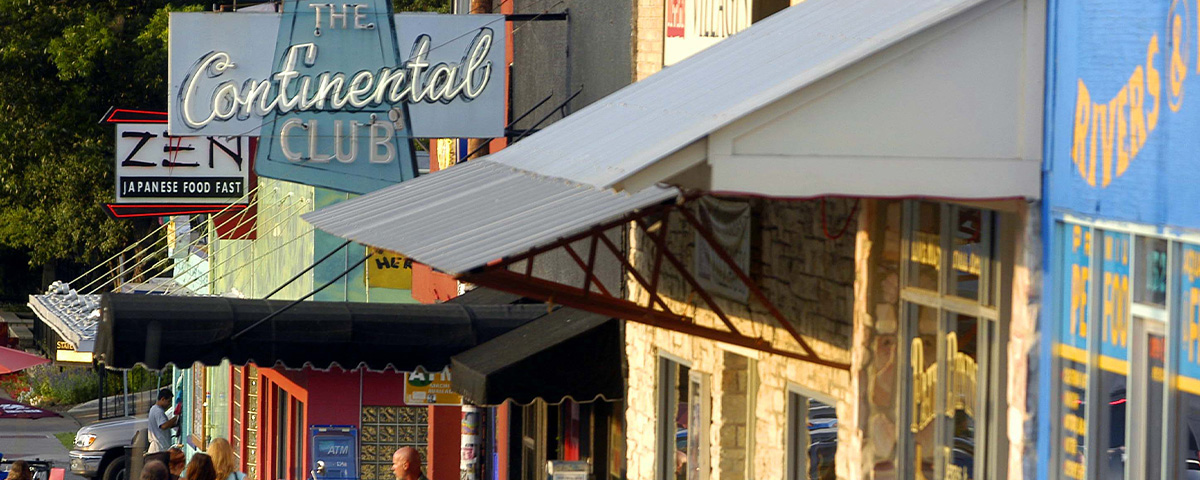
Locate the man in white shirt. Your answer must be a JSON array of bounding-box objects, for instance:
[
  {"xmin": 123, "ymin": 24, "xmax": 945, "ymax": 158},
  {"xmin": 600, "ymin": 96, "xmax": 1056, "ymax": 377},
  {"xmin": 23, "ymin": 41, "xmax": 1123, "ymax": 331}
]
[{"xmin": 146, "ymin": 389, "xmax": 179, "ymax": 465}]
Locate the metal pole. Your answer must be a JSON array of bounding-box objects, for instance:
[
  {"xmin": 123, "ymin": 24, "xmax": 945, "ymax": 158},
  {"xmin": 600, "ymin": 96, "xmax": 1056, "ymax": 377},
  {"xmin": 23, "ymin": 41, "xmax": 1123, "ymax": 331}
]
[
  {"xmin": 467, "ymin": 0, "xmax": 493, "ymax": 160},
  {"xmin": 123, "ymin": 370, "xmax": 130, "ymax": 417}
]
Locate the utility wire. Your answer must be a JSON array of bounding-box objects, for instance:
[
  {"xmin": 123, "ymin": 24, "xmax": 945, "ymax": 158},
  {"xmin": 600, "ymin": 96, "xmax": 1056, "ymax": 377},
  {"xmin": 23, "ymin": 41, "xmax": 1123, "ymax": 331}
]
[
  {"xmin": 263, "ymin": 239, "xmax": 353, "ymax": 299},
  {"xmin": 230, "ymin": 251, "xmax": 372, "ymax": 341}
]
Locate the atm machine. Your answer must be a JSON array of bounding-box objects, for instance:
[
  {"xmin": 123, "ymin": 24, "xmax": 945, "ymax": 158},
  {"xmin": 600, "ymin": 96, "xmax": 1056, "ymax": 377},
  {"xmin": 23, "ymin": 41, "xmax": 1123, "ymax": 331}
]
[{"xmin": 309, "ymin": 426, "xmax": 358, "ymax": 480}]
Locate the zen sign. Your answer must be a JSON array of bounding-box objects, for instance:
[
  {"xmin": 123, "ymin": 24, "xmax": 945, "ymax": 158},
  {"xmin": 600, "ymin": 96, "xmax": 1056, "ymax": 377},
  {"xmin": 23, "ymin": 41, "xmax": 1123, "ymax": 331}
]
[
  {"xmin": 115, "ymin": 124, "xmax": 250, "ymax": 204},
  {"xmin": 167, "ymin": 2, "xmax": 504, "ymax": 194}
]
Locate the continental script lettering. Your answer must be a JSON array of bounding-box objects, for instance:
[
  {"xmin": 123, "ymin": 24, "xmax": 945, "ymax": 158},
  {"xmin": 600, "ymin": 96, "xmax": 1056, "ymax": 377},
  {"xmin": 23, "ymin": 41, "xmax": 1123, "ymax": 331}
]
[{"xmin": 180, "ymin": 30, "xmax": 494, "ymax": 129}]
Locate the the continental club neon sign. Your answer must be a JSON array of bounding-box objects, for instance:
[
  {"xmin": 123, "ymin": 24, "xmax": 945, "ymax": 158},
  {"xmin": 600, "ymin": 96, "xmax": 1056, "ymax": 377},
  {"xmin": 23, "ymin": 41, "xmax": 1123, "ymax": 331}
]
[
  {"xmin": 168, "ymin": 1, "xmax": 505, "ymax": 194},
  {"xmin": 178, "ymin": 33, "xmax": 493, "ymax": 130}
]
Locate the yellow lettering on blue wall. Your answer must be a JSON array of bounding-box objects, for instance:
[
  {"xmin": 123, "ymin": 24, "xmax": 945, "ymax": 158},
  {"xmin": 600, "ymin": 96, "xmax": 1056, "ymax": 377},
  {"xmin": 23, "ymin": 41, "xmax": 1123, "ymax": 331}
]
[
  {"xmin": 1072, "ymin": 35, "xmax": 1162, "ymax": 188},
  {"xmin": 1170, "ymin": 12, "xmax": 1188, "ymax": 111}
]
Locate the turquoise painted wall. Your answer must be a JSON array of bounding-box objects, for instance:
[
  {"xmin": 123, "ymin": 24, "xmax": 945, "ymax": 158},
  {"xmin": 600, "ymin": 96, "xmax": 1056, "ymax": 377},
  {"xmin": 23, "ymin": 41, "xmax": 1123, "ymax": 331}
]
[{"xmin": 206, "ymin": 178, "xmax": 415, "ymax": 303}]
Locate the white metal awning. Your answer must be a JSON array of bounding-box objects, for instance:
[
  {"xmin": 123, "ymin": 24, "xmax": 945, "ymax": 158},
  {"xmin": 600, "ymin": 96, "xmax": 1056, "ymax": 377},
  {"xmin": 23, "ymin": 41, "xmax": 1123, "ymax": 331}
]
[{"xmin": 306, "ymin": 0, "xmax": 1043, "ymax": 277}]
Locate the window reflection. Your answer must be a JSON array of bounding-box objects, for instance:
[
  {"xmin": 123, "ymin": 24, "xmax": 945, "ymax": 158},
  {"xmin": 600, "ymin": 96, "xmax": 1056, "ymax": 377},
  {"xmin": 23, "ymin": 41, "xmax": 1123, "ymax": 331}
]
[
  {"xmin": 908, "ymin": 202, "xmax": 941, "ymax": 292},
  {"xmin": 945, "ymin": 314, "xmax": 979, "ymax": 480},
  {"xmin": 951, "ymin": 208, "xmax": 984, "ymax": 301},
  {"xmin": 1145, "ymin": 331, "xmax": 1164, "ymax": 480},
  {"xmin": 807, "ymin": 398, "xmax": 837, "ymax": 480},
  {"xmin": 908, "ymin": 304, "xmax": 938, "ymax": 479}
]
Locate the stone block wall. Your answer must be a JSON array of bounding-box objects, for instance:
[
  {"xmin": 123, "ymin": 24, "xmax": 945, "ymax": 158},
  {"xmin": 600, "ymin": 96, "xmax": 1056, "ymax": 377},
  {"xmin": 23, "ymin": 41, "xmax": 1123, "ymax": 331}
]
[
  {"xmin": 624, "ymin": 197, "xmax": 856, "ymax": 479},
  {"xmin": 852, "ymin": 200, "xmax": 903, "ymax": 480}
]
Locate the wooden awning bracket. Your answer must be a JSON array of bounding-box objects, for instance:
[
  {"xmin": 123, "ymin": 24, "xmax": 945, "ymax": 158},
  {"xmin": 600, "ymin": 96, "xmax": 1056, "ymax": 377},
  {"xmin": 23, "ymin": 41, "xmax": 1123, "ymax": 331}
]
[{"xmin": 460, "ymin": 199, "xmax": 850, "ymax": 371}]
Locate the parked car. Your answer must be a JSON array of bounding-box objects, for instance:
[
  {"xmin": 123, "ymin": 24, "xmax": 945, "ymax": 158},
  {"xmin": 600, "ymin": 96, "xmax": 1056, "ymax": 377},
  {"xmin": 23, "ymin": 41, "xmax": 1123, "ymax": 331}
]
[{"xmin": 69, "ymin": 416, "xmax": 145, "ymax": 480}]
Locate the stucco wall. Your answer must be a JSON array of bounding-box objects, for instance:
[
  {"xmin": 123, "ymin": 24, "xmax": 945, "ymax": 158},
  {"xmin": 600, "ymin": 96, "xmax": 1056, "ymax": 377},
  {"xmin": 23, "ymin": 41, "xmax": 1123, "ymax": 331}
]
[{"xmin": 624, "ymin": 197, "xmax": 856, "ymax": 479}]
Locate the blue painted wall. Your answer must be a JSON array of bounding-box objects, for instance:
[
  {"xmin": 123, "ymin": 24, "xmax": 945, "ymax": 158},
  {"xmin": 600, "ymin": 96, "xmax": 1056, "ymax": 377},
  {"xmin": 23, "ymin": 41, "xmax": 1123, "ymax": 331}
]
[
  {"xmin": 1042, "ymin": 2, "xmax": 1200, "ymax": 477},
  {"xmin": 1046, "ymin": 1, "xmax": 1200, "ymax": 230}
]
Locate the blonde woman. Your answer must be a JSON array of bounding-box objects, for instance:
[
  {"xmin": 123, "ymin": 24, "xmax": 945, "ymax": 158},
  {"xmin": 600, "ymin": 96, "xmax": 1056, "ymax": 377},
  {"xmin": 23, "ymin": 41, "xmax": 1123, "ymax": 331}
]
[{"xmin": 206, "ymin": 438, "xmax": 245, "ymax": 480}]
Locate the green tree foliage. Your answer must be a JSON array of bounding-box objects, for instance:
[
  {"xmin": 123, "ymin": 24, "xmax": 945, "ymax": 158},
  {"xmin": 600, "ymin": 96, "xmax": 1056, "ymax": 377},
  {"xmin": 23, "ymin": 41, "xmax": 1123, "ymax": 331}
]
[
  {"xmin": 394, "ymin": 0, "xmax": 452, "ymax": 13},
  {"xmin": 0, "ymin": 0, "xmax": 205, "ymax": 269},
  {"xmin": 0, "ymin": 0, "xmax": 447, "ymax": 275}
]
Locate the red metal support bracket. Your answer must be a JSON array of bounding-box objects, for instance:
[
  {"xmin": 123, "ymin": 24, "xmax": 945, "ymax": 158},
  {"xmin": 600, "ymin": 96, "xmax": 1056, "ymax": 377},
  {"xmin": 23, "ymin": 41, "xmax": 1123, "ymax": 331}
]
[
  {"xmin": 675, "ymin": 205, "xmax": 821, "ymax": 358},
  {"xmin": 463, "ymin": 198, "xmax": 850, "ymax": 371}
]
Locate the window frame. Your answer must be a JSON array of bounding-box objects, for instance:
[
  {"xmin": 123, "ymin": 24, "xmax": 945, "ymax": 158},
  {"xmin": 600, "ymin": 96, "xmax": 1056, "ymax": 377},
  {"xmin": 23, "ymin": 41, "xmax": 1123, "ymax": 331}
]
[
  {"xmin": 1050, "ymin": 215, "xmax": 1189, "ymax": 480},
  {"xmin": 656, "ymin": 352, "xmax": 692, "ymax": 480},
  {"xmin": 897, "ymin": 200, "xmax": 1006, "ymax": 480},
  {"xmin": 786, "ymin": 384, "xmax": 838, "ymax": 480}
]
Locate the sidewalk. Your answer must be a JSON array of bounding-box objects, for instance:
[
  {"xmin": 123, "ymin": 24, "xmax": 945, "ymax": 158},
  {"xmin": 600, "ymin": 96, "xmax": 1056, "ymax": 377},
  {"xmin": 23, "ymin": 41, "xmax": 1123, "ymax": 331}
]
[{"xmin": 0, "ymin": 390, "xmax": 86, "ymax": 480}]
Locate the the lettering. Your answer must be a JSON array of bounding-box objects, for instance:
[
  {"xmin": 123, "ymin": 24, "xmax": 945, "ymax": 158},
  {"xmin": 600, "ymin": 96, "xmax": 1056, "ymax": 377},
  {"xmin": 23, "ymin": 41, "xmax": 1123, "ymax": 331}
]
[
  {"xmin": 692, "ymin": 0, "xmax": 749, "ymax": 38},
  {"xmin": 179, "ymin": 31, "xmax": 494, "ymax": 129},
  {"xmin": 1102, "ymin": 235, "xmax": 1130, "ymax": 350},
  {"xmin": 909, "ymin": 231, "xmax": 941, "ymax": 269},
  {"xmin": 278, "ymin": 118, "xmax": 396, "ymax": 165},
  {"xmin": 1069, "ymin": 226, "xmax": 1091, "ymax": 342},
  {"xmin": 1072, "ymin": 35, "xmax": 1162, "ymax": 187},
  {"xmin": 1188, "ymin": 286, "xmax": 1200, "ymax": 363},
  {"xmin": 1062, "ymin": 367, "xmax": 1088, "ymax": 389},
  {"xmin": 910, "ymin": 333, "xmax": 977, "ymax": 434}
]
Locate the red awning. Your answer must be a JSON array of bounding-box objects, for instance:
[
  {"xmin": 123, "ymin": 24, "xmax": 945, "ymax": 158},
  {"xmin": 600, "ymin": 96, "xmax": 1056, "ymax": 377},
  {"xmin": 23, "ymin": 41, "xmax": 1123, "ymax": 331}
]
[{"xmin": 0, "ymin": 347, "xmax": 49, "ymax": 375}]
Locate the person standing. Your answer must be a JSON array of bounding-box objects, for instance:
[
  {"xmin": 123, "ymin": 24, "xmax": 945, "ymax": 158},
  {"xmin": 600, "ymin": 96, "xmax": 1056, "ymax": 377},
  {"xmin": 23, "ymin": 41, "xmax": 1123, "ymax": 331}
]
[
  {"xmin": 207, "ymin": 438, "xmax": 245, "ymax": 480},
  {"xmin": 7, "ymin": 460, "xmax": 32, "ymax": 480},
  {"xmin": 183, "ymin": 453, "xmax": 217, "ymax": 480},
  {"xmin": 140, "ymin": 461, "xmax": 169, "ymax": 480},
  {"xmin": 390, "ymin": 447, "xmax": 428, "ymax": 480},
  {"xmin": 146, "ymin": 389, "xmax": 180, "ymax": 465}
]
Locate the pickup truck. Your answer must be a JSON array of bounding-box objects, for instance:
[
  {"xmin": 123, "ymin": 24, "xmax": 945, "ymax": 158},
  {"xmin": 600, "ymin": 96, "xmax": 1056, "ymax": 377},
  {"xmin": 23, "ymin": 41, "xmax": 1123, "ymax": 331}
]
[{"xmin": 69, "ymin": 416, "xmax": 145, "ymax": 480}]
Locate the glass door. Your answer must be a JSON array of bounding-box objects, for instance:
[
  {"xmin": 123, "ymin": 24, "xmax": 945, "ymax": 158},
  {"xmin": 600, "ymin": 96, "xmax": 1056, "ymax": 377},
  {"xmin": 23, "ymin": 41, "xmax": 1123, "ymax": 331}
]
[{"xmin": 1129, "ymin": 318, "xmax": 1166, "ymax": 479}]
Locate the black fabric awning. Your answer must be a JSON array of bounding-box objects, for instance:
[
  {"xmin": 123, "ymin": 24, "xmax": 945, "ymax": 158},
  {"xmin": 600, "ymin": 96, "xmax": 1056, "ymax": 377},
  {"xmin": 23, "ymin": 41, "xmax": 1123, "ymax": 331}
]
[
  {"xmin": 450, "ymin": 308, "xmax": 622, "ymax": 406},
  {"xmin": 96, "ymin": 293, "xmax": 550, "ymax": 371}
]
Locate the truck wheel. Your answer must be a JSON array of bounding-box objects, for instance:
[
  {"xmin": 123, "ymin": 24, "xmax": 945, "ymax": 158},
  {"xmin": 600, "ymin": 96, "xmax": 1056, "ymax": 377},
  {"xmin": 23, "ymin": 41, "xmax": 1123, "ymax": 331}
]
[{"xmin": 102, "ymin": 456, "xmax": 127, "ymax": 480}]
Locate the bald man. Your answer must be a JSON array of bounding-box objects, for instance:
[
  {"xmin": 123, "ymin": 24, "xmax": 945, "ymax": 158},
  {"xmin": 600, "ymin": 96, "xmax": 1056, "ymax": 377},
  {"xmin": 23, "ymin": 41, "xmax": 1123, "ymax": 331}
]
[{"xmin": 390, "ymin": 447, "xmax": 428, "ymax": 480}]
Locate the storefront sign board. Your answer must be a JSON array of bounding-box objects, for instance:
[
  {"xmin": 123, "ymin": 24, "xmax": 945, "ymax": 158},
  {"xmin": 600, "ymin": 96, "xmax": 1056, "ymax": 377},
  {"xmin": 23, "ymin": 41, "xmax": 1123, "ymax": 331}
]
[
  {"xmin": 167, "ymin": 4, "xmax": 504, "ymax": 194},
  {"xmin": 1048, "ymin": 1, "xmax": 1200, "ymax": 230},
  {"xmin": 367, "ymin": 247, "xmax": 412, "ymax": 289},
  {"xmin": 663, "ymin": 0, "xmax": 752, "ymax": 66},
  {"xmin": 403, "ymin": 367, "xmax": 462, "ymax": 405},
  {"xmin": 115, "ymin": 124, "xmax": 250, "ymax": 204}
]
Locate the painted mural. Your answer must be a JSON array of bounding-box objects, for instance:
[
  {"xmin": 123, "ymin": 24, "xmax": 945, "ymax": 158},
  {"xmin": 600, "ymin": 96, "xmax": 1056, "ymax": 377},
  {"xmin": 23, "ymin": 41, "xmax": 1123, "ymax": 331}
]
[{"xmin": 1049, "ymin": 0, "xmax": 1200, "ymax": 230}]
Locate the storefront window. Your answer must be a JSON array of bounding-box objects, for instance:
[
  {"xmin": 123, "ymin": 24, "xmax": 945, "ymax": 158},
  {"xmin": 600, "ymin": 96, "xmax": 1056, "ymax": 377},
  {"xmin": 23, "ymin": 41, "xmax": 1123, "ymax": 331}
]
[
  {"xmin": 657, "ymin": 356, "xmax": 690, "ymax": 480},
  {"xmin": 900, "ymin": 201, "xmax": 1002, "ymax": 480},
  {"xmin": 907, "ymin": 202, "xmax": 942, "ymax": 292},
  {"xmin": 945, "ymin": 314, "xmax": 980, "ymax": 480},
  {"xmin": 1056, "ymin": 224, "xmax": 1091, "ymax": 480},
  {"xmin": 787, "ymin": 391, "xmax": 838, "ymax": 480},
  {"xmin": 908, "ymin": 304, "xmax": 938, "ymax": 480},
  {"xmin": 1055, "ymin": 221, "xmax": 1182, "ymax": 480},
  {"xmin": 1174, "ymin": 244, "xmax": 1200, "ymax": 478},
  {"xmin": 951, "ymin": 208, "xmax": 986, "ymax": 301},
  {"xmin": 686, "ymin": 372, "xmax": 710, "ymax": 480},
  {"xmin": 1096, "ymin": 232, "xmax": 1130, "ymax": 479},
  {"xmin": 1135, "ymin": 237, "xmax": 1168, "ymax": 307},
  {"xmin": 1143, "ymin": 330, "xmax": 1165, "ymax": 479}
]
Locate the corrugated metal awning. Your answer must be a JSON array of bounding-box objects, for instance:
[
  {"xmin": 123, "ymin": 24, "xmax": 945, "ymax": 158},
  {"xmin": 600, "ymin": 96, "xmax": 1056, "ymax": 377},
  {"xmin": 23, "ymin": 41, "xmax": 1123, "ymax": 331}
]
[
  {"xmin": 302, "ymin": 160, "xmax": 678, "ymax": 276},
  {"xmin": 484, "ymin": 0, "xmax": 988, "ymax": 190}
]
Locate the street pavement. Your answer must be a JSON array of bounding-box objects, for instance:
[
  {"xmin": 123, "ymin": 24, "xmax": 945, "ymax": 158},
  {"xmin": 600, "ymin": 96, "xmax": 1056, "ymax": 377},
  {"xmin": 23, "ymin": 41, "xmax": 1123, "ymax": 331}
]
[{"xmin": 0, "ymin": 391, "xmax": 88, "ymax": 480}]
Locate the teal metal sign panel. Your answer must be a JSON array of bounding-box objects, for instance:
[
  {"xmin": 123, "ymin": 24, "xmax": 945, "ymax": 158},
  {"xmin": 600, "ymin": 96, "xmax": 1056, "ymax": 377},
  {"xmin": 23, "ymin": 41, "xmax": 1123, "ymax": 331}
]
[{"xmin": 258, "ymin": 0, "xmax": 416, "ymax": 194}]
